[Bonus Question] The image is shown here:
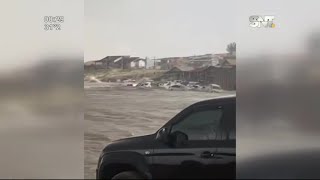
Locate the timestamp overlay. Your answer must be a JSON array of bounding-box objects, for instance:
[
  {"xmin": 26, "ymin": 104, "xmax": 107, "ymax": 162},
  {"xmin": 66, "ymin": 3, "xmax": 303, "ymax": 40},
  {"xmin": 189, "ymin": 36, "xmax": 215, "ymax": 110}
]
[{"xmin": 44, "ymin": 16, "xmax": 64, "ymax": 31}]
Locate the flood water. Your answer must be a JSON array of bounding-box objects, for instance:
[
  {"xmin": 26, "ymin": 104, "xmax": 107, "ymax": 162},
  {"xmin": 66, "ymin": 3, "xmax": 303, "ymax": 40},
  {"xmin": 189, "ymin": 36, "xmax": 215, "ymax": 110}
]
[{"xmin": 84, "ymin": 82, "xmax": 235, "ymax": 179}]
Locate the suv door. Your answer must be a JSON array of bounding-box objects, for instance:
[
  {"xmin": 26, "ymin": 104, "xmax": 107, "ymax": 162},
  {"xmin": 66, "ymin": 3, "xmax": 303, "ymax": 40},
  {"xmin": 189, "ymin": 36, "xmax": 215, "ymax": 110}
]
[
  {"xmin": 212, "ymin": 102, "xmax": 236, "ymax": 179},
  {"xmin": 151, "ymin": 104, "xmax": 226, "ymax": 179}
]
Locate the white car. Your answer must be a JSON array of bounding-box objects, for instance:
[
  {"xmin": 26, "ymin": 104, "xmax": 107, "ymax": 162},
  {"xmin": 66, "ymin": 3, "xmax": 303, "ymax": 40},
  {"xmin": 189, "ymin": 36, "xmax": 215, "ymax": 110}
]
[
  {"xmin": 125, "ymin": 82, "xmax": 138, "ymax": 87},
  {"xmin": 186, "ymin": 81, "xmax": 200, "ymax": 87},
  {"xmin": 168, "ymin": 84, "xmax": 186, "ymax": 91},
  {"xmin": 138, "ymin": 82, "xmax": 152, "ymax": 88},
  {"xmin": 209, "ymin": 84, "xmax": 223, "ymax": 93},
  {"xmin": 163, "ymin": 81, "xmax": 173, "ymax": 89},
  {"xmin": 173, "ymin": 80, "xmax": 183, "ymax": 84}
]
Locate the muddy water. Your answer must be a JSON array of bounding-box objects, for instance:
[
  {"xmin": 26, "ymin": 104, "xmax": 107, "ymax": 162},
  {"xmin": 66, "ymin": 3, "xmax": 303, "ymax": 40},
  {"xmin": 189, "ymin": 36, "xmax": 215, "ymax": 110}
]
[{"xmin": 84, "ymin": 82, "xmax": 235, "ymax": 179}]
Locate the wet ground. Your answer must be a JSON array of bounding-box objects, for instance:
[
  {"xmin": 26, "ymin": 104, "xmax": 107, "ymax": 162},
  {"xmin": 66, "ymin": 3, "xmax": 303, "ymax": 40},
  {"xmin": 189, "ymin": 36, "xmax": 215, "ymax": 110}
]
[{"xmin": 84, "ymin": 82, "xmax": 235, "ymax": 179}]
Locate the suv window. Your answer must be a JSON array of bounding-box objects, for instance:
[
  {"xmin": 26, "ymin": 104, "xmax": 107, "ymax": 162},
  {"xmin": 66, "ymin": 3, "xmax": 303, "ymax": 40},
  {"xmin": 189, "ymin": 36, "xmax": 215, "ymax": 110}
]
[
  {"xmin": 221, "ymin": 127, "xmax": 235, "ymax": 140},
  {"xmin": 221, "ymin": 103, "xmax": 235, "ymax": 141},
  {"xmin": 171, "ymin": 107, "xmax": 223, "ymax": 141}
]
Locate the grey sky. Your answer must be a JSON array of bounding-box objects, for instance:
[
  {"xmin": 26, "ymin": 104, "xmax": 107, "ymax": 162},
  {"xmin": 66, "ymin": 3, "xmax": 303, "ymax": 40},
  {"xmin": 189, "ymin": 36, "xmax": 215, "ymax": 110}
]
[
  {"xmin": 1, "ymin": 0, "xmax": 319, "ymax": 66},
  {"xmin": 0, "ymin": 0, "xmax": 83, "ymax": 71},
  {"xmin": 236, "ymin": 0, "xmax": 320, "ymax": 57},
  {"xmin": 85, "ymin": 0, "xmax": 236, "ymax": 61}
]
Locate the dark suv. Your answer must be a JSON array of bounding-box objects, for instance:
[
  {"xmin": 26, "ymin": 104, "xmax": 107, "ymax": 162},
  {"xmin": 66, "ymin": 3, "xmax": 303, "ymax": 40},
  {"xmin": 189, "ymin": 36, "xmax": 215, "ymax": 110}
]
[{"xmin": 96, "ymin": 95, "xmax": 236, "ymax": 179}]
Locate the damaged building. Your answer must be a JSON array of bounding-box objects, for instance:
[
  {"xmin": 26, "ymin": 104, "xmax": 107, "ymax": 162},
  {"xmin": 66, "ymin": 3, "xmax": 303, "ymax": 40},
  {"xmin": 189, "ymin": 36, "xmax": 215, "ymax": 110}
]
[
  {"xmin": 162, "ymin": 56, "xmax": 236, "ymax": 90},
  {"xmin": 84, "ymin": 56, "xmax": 146, "ymax": 70}
]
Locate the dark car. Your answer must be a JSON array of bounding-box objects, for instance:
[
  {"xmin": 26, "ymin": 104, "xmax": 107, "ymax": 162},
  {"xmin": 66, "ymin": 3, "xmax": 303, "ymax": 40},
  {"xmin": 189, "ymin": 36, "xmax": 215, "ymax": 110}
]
[{"xmin": 96, "ymin": 95, "xmax": 236, "ymax": 179}]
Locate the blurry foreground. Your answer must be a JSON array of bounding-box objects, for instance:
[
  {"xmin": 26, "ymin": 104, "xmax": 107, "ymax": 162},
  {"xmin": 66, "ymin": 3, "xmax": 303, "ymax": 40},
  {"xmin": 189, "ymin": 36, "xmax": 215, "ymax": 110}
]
[
  {"xmin": 0, "ymin": 59, "xmax": 83, "ymax": 178},
  {"xmin": 237, "ymin": 24, "xmax": 320, "ymax": 178}
]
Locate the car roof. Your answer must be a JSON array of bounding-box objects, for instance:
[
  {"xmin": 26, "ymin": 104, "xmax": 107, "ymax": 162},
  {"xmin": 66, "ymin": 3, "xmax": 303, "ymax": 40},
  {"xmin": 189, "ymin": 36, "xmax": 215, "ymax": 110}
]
[
  {"xmin": 191, "ymin": 95, "xmax": 236, "ymax": 107},
  {"xmin": 162, "ymin": 95, "xmax": 236, "ymax": 127},
  {"xmin": 211, "ymin": 84, "xmax": 221, "ymax": 87}
]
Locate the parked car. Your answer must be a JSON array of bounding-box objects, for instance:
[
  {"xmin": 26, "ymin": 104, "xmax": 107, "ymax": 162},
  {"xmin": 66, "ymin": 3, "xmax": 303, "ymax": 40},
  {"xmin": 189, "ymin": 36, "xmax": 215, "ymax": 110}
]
[
  {"xmin": 96, "ymin": 95, "xmax": 236, "ymax": 179},
  {"xmin": 138, "ymin": 82, "xmax": 152, "ymax": 88},
  {"xmin": 162, "ymin": 81, "xmax": 173, "ymax": 89},
  {"xmin": 168, "ymin": 84, "xmax": 185, "ymax": 91},
  {"xmin": 186, "ymin": 81, "xmax": 201, "ymax": 88},
  {"xmin": 209, "ymin": 84, "xmax": 223, "ymax": 93},
  {"xmin": 187, "ymin": 81, "xmax": 199, "ymax": 86},
  {"xmin": 157, "ymin": 82, "xmax": 164, "ymax": 87},
  {"xmin": 125, "ymin": 82, "xmax": 138, "ymax": 87},
  {"xmin": 180, "ymin": 80, "xmax": 189, "ymax": 86},
  {"xmin": 173, "ymin": 80, "xmax": 183, "ymax": 84},
  {"xmin": 193, "ymin": 84, "xmax": 206, "ymax": 89},
  {"xmin": 124, "ymin": 79, "xmax": 137, "ymax": 87},
  {"xmin": 185, "ymin": 83, "xmax": 206, "ymax": 91}
]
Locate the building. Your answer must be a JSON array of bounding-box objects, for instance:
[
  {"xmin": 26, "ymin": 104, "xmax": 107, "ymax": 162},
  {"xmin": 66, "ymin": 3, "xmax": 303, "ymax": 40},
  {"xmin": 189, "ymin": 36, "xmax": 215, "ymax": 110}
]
[
  {"xmin": 213, "ymin": 53, "xmax": 235, "ymax": 65},
  {"xmin": 130, "ymin": 58, "xmax": 146, "ymax": 69},
  {"xmin": 156, "ymin": 54, "xmax": 217, "ymax": 70},
  {"xmin": 188, "ymin": 54, "xmax": 216, "ymax": 68},
  {"xmin": 200, "ymin": 66, "xmax": 236, "ymax": 90},
  {"xmin": 84, "ymin": 56, "xmax": 146, "ymax": 70},
  {"xmin": 162, "ymin": 66, "xmax": 195, "ymax": 80},
  {"xmin": 162, "ymin": 64, "xmax": 236, "ymax": 90},
  {"xmin": 158, "ymin": 52, "xmax": 236, "ymax": 90},
  {"xmin": 216, "ymin": 57, "xmax": 236, "ymax": 68},
  {"xmin": 84, "ymin": 60, "xmax": 100, "ymax": 70},
  {"xmin": 156, "ymin": 57, "xmax": 186, "ymax": 70}
]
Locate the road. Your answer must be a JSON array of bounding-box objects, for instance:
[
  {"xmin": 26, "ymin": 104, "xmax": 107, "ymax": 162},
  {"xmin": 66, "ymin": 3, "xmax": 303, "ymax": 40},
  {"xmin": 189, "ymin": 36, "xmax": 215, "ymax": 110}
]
[{"xmin": 84, "ymin": 82, "xmax": 235, "ymax": 179}]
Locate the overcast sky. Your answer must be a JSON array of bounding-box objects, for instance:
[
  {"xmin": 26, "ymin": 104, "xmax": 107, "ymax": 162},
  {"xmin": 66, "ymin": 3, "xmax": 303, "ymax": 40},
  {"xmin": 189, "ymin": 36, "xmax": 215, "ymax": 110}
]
[
  {"xmin": 85, "ymin": 0, "xmax": 320, "ymax": 62},
  {"xmin": 1, "ymin": 0, "xmax": 319, "ymax": 66},
  {"xmin": 0, "ymin": 0, "xmax": 83, "ymax": 71},
  {"xmin": 236, "ymin": 0, "xmax": 320, "ymax": 57},
  {"xmin": 85, "ymin": 0, "xmax": 236, "ymax": 61}
]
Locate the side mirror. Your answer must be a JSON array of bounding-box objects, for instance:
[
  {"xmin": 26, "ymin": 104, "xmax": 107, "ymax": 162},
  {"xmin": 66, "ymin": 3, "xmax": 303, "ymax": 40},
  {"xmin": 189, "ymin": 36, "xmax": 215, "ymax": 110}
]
[
  {"xmin": 156, "ymin": 127, "xmax": 169, "ymax": 143},
  {"xmin": 169, "ymin": 131, "xmax": 189, "ymax": 148}
]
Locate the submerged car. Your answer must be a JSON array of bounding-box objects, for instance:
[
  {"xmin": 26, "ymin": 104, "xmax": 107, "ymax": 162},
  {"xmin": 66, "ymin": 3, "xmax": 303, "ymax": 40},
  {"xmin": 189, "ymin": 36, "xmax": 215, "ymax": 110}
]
[
  {"xmin": 96, "ymin": 95, "xmax": 236, "ymax": 179},
  {"xmin": 209, "ymin": 84, "xmax": 223, "ymax": 93},
  {"xmin": 186, "ymin": 81, "xmax": 200, "ymax": 87},
  {"xmin": 137, "ymin": 82, "xmax": 152, "ymax": 88},
  {"xmin": 162, "ymin": 81, "xmax": 173, "ymax": 89},
  {"xmin": 168, "ymin": 84, "xmax": 185, "ymax": 91},
  {"xmin": 124, "ymin": 79, "xmax": 138, "ymax": 87}
]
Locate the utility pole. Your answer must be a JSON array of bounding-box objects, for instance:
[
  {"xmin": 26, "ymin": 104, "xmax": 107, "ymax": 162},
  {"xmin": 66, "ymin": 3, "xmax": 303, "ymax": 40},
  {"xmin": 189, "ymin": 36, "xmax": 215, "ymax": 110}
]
[{"xmin": 153, "ymin": 56, "xmax": 156, "ymax": 69}]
